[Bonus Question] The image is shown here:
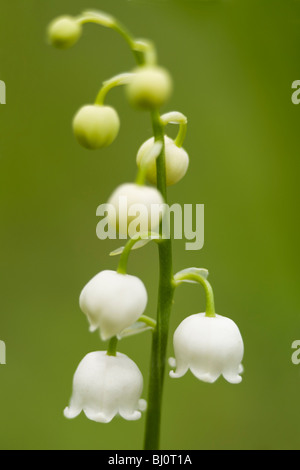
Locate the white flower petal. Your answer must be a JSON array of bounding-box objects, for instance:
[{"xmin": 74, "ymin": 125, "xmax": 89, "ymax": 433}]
[
  {"xmin": 168, "ymin": 357, "xmax": 176, "ymax": 368},
  {"xmin": 64, "ymin": 351, "xmax": 146, "ymax": 423},
  {"xmin": 190, "ymin": 369, "xmax": 220, "ymax": 384},
  {"xmin": 80, "ymin": 270, "xmax": 148, "ymax": 340},
  {"xmin": 63, "ymin": 406, "xmax": 81, "ymax": 420},
  {"xmin": 107, "ymin": 183, "xmax": 164, "ymax": 237},
  {"xmin": 138, "ymin": 399, "xmax": 147, "ymax": 411},
  {"xmin": 169, "ymin": 364, "xmax": 188, "ymax": 379},
  {"xmin": 170, "ymin": 313, "xmax": 244, "ymax": 385},
  {"xmin": 84, "ymin": 409, "xmax": 115, "ymax": 423},
  {"xmin": 222, "ymin": 371, "xmax": 243, "ymax": 385},
  {"xmin": 119, "ymin": 409, "xmax": 142, "ymax": 421}
]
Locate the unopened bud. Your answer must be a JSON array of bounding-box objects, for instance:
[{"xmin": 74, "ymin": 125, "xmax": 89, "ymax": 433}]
[
  {"xmin": 48, "ymin": 16, "xmax": 82, "ymax": 49},
  {"xmin": 126, "ymin": 66, "xmax": 172, "ymax": 110},
  {"xmin": 137, "ymin": 136, "xmax": 189, "ymax": 186},
  {"xmin": 73, "ymin": 105, "xmax": 120, "ymax": 150}
]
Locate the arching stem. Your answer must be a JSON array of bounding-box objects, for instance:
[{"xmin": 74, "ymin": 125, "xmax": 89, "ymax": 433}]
[
  {"xmin": 139, "ymin": 315, "xmax": 157, "ymax": 329},
  {"xmin": 117, "ymin": 232, "xmax": 161, "ymax": 275},
  {"xmin": 174, "ymin": 272, "xmax": 216, "ymax": 318},
  {"xmin": 78, "ymin": 11, "xmax": 156, "ymax": 66},
  {"xmin": 95, "ymin": 73, "xmax": 134, "ymax": 105},
  {"xmin": 160, "ymin": 111, "xmax": 188, "ymax": 148}
]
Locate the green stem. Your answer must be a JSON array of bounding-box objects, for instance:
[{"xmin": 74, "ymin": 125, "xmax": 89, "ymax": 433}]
[
  {"xmin": 117, "ymin": 238, "xmax": 136, "ymax": 274},
  {"xmin": 160, "ymin": 112, "xmax": 188, "ymax": 148},
  {"xmin": 106, "ymin": 336, "xmax": 118, "ymax": 356},
  {"xmin": 135, "ymin": 166, "xmax": 147, "ymax": 186},
  {"xmin": 78, "ymin": 12, "xmax": 146, "ymax": 65},
  {"xmin": 95, "ymin": 73, "xmax": 134, "ymax": 105},
  {"xmin": 175, "ymin": 273, "xmax": 216, "ymax": 318},
  {"xmin": 117, "ymin": 232, "xmax": 161, "ymax": 275},
  {"xmin": 175, "ymin": 122, "xmax": 187, "ymax": 148},
  {"xmin": 144, "ymin": 111, "xmax": 175, "ymax": 450},
  {"xmin": 139, "ymin": 315, "xmax": 157, "ymax": 329}
]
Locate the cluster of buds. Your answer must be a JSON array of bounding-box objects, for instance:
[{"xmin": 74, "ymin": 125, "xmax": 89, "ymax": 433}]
[{"xmin": 48, "ymin": 10, "xmax": 244, "ymax": 431}]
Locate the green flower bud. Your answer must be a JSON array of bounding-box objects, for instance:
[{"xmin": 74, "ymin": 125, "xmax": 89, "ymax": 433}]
[
  {"xmin": 137, "ymin": 136, "xmax": 189, "ymax": 186},
  {"xmin": 47, "ymin": 16, "xmax": 82, "ymax": 50},
  {"xmin": 73, "ymin": 105, "xmax": 120, "ymax": 150},
  {"xmin": 126, "ymin": 66, "xmax": 173, "ymax": 110}
]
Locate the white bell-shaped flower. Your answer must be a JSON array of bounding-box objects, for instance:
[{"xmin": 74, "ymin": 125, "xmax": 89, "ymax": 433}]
[
  {"xmin": 64, "ymin": 351, "xmax": 147, "ymax": 423},
  {"xmin": 79, "ymin": 270, "xmax": 147, "ymax": 340},
  {"xmin": 137, "ymin": 136, "xmax": 189, "ymax": 186},
  {"xmin": 169, "ymin": 313, "xmax": 244, "ymax": 384},
  {"xmin": 107, "ymin": 183, "xmax": 164, "ymax": 237}
]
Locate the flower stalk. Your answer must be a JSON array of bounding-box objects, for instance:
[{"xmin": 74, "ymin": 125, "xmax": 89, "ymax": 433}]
[
  {"xmin": 48, "ymin": 8, "xmax": 244, "ymax": 450},
  {"xmin": 107, "ymin": 336, "xmax": 118, "ymax": 356},
  {"xmin": 144, "ymin": 111, "xmax": 175, "ymax": 450},
  {"xmin": 174, "ymin": 272, "xmax": 216, "ymax": 318},
  {"xmin": 96, "ymin": 73, "xmax": 135, "ymax": 106}
]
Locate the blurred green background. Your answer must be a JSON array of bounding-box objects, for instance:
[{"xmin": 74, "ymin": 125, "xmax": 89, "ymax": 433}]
[{"xmin": 0, "ymin": 0, "xmax": 300, "ymax": 450}]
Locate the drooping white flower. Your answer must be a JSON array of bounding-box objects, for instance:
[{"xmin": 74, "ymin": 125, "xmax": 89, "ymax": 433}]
[
  {"xmin": 79, "ymin": 270, "xmax": 147, "ymax": 340},
  {"xmin": 107, "ymin": 183, "xmax": 164, "ymax": 237},
  {"xmin": 64, "ymin": 351, "xmax": 147, "ymax": 423},
  {"xmin": 169, "ymin": 313, "xmax": 244, "ymax": 384},
  {"xmin": 137, "ymin": 136, "xmax": 189, "ymax": 186}
]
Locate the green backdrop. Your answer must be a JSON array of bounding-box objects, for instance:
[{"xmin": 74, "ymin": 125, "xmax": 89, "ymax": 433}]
[{"xmin": 0, "ymin": 0, "xmax": 300, "ymax": 450}]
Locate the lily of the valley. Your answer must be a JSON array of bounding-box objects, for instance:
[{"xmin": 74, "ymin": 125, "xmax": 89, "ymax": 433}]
[
  {"xmin": 137, "ymin": 136, "xmax": 189, "ymax": 186},
  {"xmin": 169, "ymin": 313, "xmax": 244, "ymax": 384},
  {"xmin": 64, "ymin": 351, "xmax": 147, "ymax": 423},
  {"xmin": 107, "ymin": 183, "xmax": 164, "ymax": 237},
  {"xmin": 80, "ymin": 270, "xmax": 147, "ymax": 340}
]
